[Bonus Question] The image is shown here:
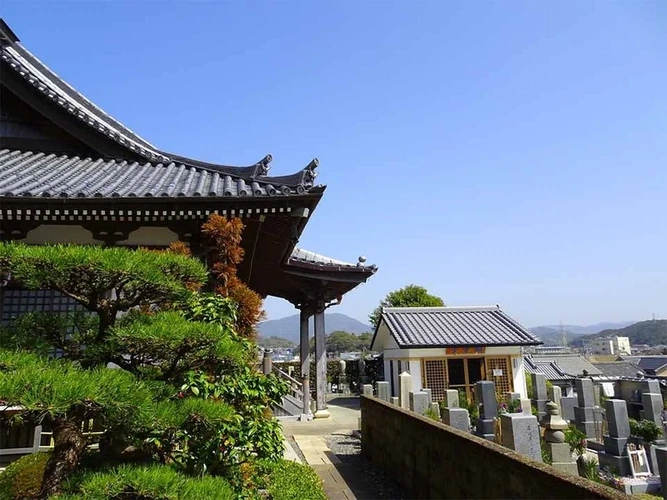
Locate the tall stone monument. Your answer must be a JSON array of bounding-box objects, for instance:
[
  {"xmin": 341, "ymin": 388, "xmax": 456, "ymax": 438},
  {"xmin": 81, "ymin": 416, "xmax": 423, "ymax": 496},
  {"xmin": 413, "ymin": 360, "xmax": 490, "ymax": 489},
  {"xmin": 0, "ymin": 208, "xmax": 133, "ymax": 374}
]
[
  {"xmin": 574, "ymin": 378, "xmax": 597, "ymax": 439},
  {"xmin": 409, "ymin": 391, "xmax": 430, "ymax": 415},
  {"xmin": 475, "ymin": 380, "xmax": 497, "ymax": 441},
  {"xmin": 531, "ymin": 373, "xmax": 548, "ymax": 419},
  {"xmin": 598, "ymin": 398, "xmax": 631, "ymax": 476},
  {"xmin": 540, "ymin": 401, "xmax": 577, "ymax": 474},
  {"xmin": 399, "ymin": 371, "xmax": 412, "ymax": 410}
]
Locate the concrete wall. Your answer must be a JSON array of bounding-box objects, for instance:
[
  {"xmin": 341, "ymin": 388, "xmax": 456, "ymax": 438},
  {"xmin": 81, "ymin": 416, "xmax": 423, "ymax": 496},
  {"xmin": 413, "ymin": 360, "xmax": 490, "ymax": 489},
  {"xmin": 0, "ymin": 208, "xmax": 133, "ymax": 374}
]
[{"xmin": 361, "ymin": 396, "xmax": 629, "ymax": 500}]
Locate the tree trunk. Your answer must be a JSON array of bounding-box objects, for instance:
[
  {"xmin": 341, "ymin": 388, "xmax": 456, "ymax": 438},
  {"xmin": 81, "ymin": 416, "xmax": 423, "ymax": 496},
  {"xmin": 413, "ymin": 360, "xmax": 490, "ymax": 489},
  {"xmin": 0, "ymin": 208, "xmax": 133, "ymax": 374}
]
[{"xmin": 39, "ymin": 420, "xmax": 87, "ymax": 498}]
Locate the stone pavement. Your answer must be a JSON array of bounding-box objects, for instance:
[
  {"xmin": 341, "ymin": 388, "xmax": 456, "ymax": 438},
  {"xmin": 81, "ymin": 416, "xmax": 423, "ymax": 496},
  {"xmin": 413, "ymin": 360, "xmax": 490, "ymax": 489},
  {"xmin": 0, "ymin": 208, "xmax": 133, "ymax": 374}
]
[{"xmin": 282, "ymin": 397, "xmax": 380, "ymax": 500}]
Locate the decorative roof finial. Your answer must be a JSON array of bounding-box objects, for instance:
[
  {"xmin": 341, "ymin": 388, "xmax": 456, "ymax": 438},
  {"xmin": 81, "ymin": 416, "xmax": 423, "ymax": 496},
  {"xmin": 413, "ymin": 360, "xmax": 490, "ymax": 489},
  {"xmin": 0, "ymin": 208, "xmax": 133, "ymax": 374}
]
[
  {"xmin": 255, "ymin": 154, "xmax": 272, "ymax": 177},
  {"xmin": 303, "ymin": 158, "xmax": 319, "ymax": 186}
]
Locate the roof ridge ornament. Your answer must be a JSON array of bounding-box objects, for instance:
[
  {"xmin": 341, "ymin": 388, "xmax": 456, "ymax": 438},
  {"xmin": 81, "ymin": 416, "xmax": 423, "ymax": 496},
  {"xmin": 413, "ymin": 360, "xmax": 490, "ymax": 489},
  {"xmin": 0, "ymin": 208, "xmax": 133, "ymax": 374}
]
[
  {"xmin": 252, "ymin": 154, "xmax": 272, "ymax": 178},
  {"xmin": 303, "ymin": 158, "xmax": 319, "ymax": 186}
]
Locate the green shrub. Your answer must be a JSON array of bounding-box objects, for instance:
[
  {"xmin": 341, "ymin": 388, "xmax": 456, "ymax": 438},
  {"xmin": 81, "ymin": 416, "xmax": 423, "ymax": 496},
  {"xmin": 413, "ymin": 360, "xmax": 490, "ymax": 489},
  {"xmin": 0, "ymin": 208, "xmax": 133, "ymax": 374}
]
[
  {"xmin": 0, "ymin": 452, "xmax": 50, "ymax": 499},
  {"xmin": 58, "ymin": 463, "xmax": 235, "ymax": 499},
  {"xmin": 256, "ymin": 460, "xmax": 326, "ymax": 500},
  {"xmin": 629, "ymin": 419, "xmax": 663, "ymax": 444}
]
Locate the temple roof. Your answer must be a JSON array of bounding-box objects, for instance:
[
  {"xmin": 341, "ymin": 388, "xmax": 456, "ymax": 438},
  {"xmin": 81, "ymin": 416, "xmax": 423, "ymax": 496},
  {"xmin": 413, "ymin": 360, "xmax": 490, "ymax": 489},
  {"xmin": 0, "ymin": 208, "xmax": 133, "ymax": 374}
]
[
  {"xmin": 374, "ymin": 306, "xmax": 541, "ymax": 348},
  {"xmin": 0, "ymin": 19, "xmax": 319, "ymax": 189},
  {"xmin": 289, "ymin": 248, "xmax": 377, "ymax": 272},
  {"xmin": 0, "ymin": 149, "xmax": 323, "ymax": 199}
]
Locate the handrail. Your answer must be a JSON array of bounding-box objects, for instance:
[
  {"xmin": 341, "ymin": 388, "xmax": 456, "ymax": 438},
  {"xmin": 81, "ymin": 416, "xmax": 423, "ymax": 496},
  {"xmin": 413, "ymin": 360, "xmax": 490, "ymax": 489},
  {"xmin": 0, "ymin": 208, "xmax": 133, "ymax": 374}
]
[{"xmin": 272, "ymin": 366, "xmax": 303, "ymax": 388}]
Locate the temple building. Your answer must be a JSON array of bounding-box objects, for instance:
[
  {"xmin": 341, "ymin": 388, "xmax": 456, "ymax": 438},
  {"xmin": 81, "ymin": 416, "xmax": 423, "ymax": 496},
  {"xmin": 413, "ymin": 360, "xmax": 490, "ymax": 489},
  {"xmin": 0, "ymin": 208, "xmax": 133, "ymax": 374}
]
[{"xmin": 0, "ymin": 19, "xmax": 377, "ymax": 418}]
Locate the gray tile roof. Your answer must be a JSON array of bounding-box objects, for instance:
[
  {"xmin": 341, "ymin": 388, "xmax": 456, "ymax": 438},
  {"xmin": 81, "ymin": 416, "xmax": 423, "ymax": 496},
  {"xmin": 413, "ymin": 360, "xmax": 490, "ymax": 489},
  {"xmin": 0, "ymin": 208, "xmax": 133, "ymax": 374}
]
[
  {"xmin": 528, "ymin": 354, "xmax": 601, "ymax": 377},
  {"xmin": 523, "ymin": 358, "xmax": 571, "ymax": 381},
  {"xmin": 288, "ymin": 248, "xmax": 378, "ymax": 272},
  {"xmin": 0, "ymin": 20, "xmax": 321, "ymax": 186},
  {"xmin": 380, "ymin": 306, "xmax": 542, "ymax": 348},
  {"xmin": 0, "ymin": 149, "xmax": 321, "ymax": 198},
  {"xmin": 592, "ymin": 362, "xmax": 645, "ymax": 379},
  {"xmin": 619, "ymin": 356, "xmax": 667, "ymax": 374}
]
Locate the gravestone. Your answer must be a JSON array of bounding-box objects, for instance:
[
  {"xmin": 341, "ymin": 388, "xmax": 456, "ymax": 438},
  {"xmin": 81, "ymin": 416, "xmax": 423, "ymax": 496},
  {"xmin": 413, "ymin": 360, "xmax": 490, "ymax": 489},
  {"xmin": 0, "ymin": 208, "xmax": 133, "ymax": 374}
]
[
  {"xmin": 598, "ymin": 398, "xmax": 632, "ymax": 476},
  {"xmin": 531, "ymin": 373, "xmax": 548, "ymax": 418},
  {"xmin": 642, "ymin": 393, "xmax": 664, "ymax": 431},
  {"xmin": 501, "ymin": 413, "xmax": 542, "ymax": 462},
  {"xmin": 520, "ymin": 399, "xmax": 532, "ymax": 415},
  {"xmin": 409, "ymin": 391, "xmax": 430, "ymax": 415},
  {"xmin": 548, "ymin": 385, "xmax": 563, "ymax": 412},
  {"xmin": 376, "ymin": 381, "xmax": 390, "ymax": 402},
  {"xmin": 509, "ymin": 392, "xmax": 521, "ymax": 403},
  {"xmin": 475, "ymin": 381, "xmax": 497, "ymax": 441},
  {"xmin": 443, "ymin": 407, "xmax": 470, "ymax": 431},
  {"xmin": 362, "ymin": 384, "xmax": 373, "ymax": 397},
  {"xmin": 655, "ymin": 447, "xmax": 667, "ymax": 499},
  {"xmin": 574, "ymin": 378, "xmax": 597, "ymax": 439},
  {"xmin": 399, "ymin": 372, "xmax": 412, "ymax": 410},
  {"xmin": 560, "ymin": 397, "xmax": 577, "ymax": 422},
  {"xmin": 540, "ymin": 401, "xmax": 576, "ymax": 474},
  {"xmin": 641, "ymin": 379, "xmax": 661, "ymax": 395},
  {"xmin": 390, "ymin": 396, "xmax": 399, "ymax": 406},
  {"xmin": 444, "ymin": 389, "xmax": 460, "ymax": 409},
  {"xmin": 430, "ymin": 402, "xmax": 441, "ymax": 420}
]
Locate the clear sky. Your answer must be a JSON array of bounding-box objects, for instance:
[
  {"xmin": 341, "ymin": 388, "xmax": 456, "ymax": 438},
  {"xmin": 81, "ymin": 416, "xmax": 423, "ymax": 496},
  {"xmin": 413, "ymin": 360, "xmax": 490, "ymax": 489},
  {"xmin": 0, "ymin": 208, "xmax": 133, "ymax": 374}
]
[{"xmin": 3, "ymin": 1, "xmax": 666, "ymax": 327}]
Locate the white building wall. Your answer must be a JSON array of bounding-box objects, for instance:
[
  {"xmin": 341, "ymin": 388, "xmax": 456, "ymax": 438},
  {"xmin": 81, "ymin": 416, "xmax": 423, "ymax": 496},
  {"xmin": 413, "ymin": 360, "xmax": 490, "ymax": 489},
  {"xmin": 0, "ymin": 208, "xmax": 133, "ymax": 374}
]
[
  {"xmin": 512, "ymin": 356, "xmax": 528, "ymax": 398},
  {"xmin": 409, "ymin": 359, "xmax": 422, "ymax": 393}
]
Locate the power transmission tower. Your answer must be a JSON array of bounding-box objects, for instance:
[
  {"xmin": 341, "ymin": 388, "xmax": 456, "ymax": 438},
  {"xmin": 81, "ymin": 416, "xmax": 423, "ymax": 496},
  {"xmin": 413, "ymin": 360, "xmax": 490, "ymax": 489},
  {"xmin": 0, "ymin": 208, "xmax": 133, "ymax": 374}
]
[{"xmin": 559, "ymin": 321, "xmax": 567, "ymax": 347}]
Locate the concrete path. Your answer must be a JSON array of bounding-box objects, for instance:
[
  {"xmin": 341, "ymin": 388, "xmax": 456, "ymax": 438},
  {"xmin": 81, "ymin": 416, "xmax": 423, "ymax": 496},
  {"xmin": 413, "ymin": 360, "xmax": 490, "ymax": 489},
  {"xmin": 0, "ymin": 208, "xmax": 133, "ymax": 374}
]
[{"xmin": 281, "ymin": 397, "xmax": 365, "ymax": 500}]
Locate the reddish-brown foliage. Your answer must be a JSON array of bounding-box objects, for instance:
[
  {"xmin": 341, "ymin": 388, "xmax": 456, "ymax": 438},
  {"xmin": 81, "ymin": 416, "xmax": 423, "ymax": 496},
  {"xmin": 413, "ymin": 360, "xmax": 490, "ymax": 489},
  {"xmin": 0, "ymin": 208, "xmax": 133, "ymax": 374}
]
[{"xmin": 202, "ymin": 214, "xmax": 265, "ymax": 338}]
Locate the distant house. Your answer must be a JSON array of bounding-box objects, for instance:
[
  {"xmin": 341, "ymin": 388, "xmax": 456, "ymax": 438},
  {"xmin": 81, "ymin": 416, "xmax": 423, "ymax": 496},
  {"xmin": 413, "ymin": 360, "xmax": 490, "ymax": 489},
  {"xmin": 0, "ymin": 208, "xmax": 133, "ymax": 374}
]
[
  {"xmin": 524, "ymin": 353, "xmax": 604, "ymax": 396},
  {"xmin": 370, "ymin": 306, "xmax": 542, "ymax": 402},
  {"xmin": 592, "ymin": 361, "xmax": 645, "ymax": 379},
  {"xmin": 589, "ymin": 336, "xmax": 632, "ymax": 356},
  {"xmin": 619, "ymin": 356, "xmax": 667, "ymax": 377}
]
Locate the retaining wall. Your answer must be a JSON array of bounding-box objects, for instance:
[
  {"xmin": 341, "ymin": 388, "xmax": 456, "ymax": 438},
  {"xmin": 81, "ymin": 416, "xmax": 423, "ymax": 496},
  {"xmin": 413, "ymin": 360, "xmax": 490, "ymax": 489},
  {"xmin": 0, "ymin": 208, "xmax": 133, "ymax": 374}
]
[{"xmin": 361, "ymin": 396, "xmax": 629, "ymax": 499}]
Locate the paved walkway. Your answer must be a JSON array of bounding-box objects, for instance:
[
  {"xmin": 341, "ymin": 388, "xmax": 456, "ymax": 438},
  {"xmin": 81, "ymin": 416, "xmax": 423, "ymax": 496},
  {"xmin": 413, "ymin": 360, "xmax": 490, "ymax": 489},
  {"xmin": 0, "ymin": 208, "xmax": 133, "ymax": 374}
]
[{"xmin": 281, "ymin": 397, "xmax": 375, "ymax": 500}]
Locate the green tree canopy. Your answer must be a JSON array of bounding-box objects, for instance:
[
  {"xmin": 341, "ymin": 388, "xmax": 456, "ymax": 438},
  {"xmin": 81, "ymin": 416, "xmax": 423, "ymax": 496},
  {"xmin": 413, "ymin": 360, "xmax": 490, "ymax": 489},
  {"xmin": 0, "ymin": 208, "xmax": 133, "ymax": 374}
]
[{"xmin": 369, "ymin": 284, "xmax": 444, "ymax": 328}]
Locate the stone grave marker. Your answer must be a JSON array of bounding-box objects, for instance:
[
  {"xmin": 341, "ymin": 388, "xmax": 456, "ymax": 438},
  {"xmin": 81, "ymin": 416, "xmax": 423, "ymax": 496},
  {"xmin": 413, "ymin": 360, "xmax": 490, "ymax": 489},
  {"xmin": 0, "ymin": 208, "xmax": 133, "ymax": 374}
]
[
  {"xmin": 560, "ymin": 396, "xmax": 577, "ymax": 422},
  {"xmin": 377, "ymin": 381, "xmax": 390, "ymax": 402},
  {"xmin": 540, "ymin": 401, "xmax": 576, "ymax": 474},
  {"xmin": 430, "ymin": 402, "xmax": 441, "ymax": 420},
  {"xmin": 475, "ymin": 381, "xmax": 497, "ymax": 441},
  {"xmin": 501, "ymin": 413, "xmax": 542, "ymax": 462},
  {"xmin": 399, "ymin": 372, "xmax": 412, "ymax": 410},
  {"xmin": 441, "ymin": 388, "xmax": 470, "ymax": 431},
  {"xmin": 574, "ymin": 378, "xmax": 597, "ymax": 439},
  {"xmin": 548, "ymin": 385, "xmax": 562, "ymax": 412},
  {"xmin": 598, "ymin": 398, "xmax": 632, "ymax": 476},
  {"xmin": 445, "ymin": 389, "xmax": 459, "ymax": 409},
  {"xmin": 642, "ymin": 392, "xmax": 664, "ymax": 431},
  {"xmin": 531, "ymin": 373, "xmax": 548, "ymax": 418},
  {"xmin": 390, "ymin": 396, "xmax": 399, "ymax": 405},
  {"xmin": 362, "ymin": 384, "xmax": 373, "ymax": 397},
  {"xmin": 409, "ymin": 391, "xmax": 430, "ymax": 415}
]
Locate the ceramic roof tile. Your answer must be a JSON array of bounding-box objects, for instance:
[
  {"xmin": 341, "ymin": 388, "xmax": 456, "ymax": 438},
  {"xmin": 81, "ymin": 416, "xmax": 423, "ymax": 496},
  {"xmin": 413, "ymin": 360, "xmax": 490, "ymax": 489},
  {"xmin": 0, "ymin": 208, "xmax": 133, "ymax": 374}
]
[
  {"xmin": 0, "ymin": 149, "xmax": 316, "ymax": 198},
  {"xmin": 528, "ymin": 354, "xmax": 602, "ymax": 377},
  {"xmin": 380, "ymin": 306, "xmax": 541, "ymax": 348}
]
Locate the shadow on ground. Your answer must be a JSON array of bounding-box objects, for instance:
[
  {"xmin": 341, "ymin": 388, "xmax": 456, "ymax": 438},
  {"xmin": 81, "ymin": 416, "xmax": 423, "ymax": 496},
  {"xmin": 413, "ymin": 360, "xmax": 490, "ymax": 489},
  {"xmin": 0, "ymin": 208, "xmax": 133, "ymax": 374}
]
[{"xmin": 327, "ymin": 396, "xmax": 361, "ymax": 410}]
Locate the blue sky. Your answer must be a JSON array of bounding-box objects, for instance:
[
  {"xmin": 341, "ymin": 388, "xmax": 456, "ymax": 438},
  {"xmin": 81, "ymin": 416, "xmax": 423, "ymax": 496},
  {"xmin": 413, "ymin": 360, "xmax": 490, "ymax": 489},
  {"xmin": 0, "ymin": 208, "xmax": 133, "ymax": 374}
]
[{"xmin": 3, "ymin": 1, "xmax": 667, "ymax": 327}]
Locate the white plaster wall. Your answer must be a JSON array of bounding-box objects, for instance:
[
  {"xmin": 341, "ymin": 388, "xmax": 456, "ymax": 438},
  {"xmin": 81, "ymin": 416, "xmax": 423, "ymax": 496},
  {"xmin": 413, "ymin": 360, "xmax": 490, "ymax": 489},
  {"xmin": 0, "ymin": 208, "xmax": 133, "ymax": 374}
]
[{"xmin": 22, "ymin": 225, "xmax": 102, "ymax": 245}]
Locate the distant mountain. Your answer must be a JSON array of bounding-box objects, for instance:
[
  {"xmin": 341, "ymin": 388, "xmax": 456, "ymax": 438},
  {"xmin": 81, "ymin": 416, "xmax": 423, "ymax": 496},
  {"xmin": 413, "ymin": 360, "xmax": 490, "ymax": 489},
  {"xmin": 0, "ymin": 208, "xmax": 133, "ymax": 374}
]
[
  {"xmin": 530, "ymin": 321, "xmax": 636, "ymax": 346},
  {"xmin": 258, "ymin": 313, "xmax": 372, "ymax": 344},
  {"xmin": 570, "ymin": 320, "xmax": 667, "ymax": 348}
]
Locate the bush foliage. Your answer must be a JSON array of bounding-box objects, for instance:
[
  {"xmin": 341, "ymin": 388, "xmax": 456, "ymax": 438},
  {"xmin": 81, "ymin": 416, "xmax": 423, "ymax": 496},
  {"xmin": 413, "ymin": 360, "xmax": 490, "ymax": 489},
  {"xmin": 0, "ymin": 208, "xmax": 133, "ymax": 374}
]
[{"xmin": 0, "ymin": 221, "xmax": 288, "ymax": 498}]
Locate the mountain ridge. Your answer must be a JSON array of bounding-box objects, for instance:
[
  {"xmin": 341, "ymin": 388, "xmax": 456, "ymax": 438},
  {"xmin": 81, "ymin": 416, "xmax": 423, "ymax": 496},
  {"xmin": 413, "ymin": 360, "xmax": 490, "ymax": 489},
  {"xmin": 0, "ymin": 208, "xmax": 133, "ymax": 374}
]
[{"xmin": 258, "ymin": 313, "xmax": 372, "ymax": 344}]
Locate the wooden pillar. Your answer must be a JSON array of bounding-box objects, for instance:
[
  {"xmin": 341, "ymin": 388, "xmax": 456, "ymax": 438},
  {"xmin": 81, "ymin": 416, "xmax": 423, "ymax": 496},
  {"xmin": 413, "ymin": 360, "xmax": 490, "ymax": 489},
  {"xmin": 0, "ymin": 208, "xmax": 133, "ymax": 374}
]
[
  {"xmin": 314, "ymin": 299, "xmax": 330, "ymax": 418},
  {"xmin": 300, "ymin": 308, "xmax": 311, "ymax": 417}
]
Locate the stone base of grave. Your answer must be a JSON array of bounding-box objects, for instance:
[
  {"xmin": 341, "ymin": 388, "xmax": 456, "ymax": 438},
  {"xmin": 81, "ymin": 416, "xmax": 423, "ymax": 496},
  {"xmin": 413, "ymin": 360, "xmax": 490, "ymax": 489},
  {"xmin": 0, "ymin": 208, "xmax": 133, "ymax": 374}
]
[
  {"xmin": 313, "ymin": 409, "xmax": 331, "ymax": 419},
  {"xmin": 598, "ymin": 452, "xmax": 631, "ymax": 477},
  {"xmin": 390, "ymin": 397, "xmax": 399, "ymax": 405},
  {"xmin": 475, "ymin": 418, "xmax": 495, "ymax": 441},
  {"xmin": 546, "ymin": 443, "xmax": 578, "ymax": 475},
  {"xmin": 621, "ymin": 478, "xmax": 661, "ymax": 496},
  {"xmin": 442, "ymin": 408, "xmax": 470, "ymax": 431},
  {"xmin": 603, "ymin": 435, "xmax": 628, "ymax": 456},
  {"xmin": 576, "ymin": 420, "xmax": 598, "ymax": 439}
]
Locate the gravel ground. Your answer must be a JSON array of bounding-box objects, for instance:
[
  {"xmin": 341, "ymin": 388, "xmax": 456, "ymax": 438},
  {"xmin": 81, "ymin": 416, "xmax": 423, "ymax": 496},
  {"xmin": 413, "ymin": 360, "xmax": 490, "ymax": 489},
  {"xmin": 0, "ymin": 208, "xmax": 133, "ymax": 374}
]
[{"xmin": 325, "ymin": 433, "xmax": 407, "ymax": 499}]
